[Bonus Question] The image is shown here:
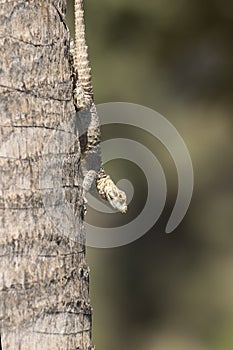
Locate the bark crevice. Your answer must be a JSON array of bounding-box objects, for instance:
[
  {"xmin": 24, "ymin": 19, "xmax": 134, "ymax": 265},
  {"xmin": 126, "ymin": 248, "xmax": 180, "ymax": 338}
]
[{"xmin": 0, "ymin": 1, "xmax": 93, "ymax": 349}]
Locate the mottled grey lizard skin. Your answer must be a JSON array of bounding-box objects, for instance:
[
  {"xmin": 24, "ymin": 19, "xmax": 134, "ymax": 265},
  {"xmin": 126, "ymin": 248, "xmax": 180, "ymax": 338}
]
[{"xmin": 70, "ymin": 0, "xmax": 127, "ymax": 213}]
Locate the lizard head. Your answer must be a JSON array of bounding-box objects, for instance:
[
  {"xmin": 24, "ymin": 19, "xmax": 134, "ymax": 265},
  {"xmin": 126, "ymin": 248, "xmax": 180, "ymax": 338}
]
[
  {"xmin": 106, "ymin": 186, "xmax": 127, "ymax": 214},
  {"xmin": 97, "ymin": 176, "xmax": 127, "ymax": 213}
]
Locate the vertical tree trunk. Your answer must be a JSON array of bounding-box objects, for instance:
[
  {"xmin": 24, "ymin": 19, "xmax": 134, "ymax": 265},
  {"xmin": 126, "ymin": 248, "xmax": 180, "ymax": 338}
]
[{"xmin": 0, "ymin": 1, "xmax": 93, "ymax": 349}]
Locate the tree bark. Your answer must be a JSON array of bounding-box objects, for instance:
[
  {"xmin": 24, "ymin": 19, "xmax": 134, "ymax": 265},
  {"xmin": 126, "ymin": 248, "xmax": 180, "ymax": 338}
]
[{"xmin": 0, "ymin": 1, "xmax": 93, "ymax": 349}]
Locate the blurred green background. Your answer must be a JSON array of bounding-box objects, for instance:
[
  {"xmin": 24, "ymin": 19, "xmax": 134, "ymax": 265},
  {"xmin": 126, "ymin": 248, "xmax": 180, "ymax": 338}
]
[{"xmin": 67, "ymin": 1, "xmax": 233, "ymax": 349}]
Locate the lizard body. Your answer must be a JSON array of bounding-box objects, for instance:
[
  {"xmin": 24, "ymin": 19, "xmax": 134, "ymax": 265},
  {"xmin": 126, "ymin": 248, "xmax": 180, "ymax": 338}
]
[{"xmin": 71, "ymin": 0, "xmax": 127, "ymax": 214}]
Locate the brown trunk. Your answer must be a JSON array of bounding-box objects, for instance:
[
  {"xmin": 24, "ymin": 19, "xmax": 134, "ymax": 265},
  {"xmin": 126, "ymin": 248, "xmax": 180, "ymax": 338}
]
[{"xmin": 0, "ymin": 1, "xmax": 92, "ymax": 349}]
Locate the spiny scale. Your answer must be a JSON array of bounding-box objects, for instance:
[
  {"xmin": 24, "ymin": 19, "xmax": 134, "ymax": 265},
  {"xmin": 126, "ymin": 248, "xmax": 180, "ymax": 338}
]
[{"xmin": 73, "ymin": 0, "xmax": 127, "ymax": 214}]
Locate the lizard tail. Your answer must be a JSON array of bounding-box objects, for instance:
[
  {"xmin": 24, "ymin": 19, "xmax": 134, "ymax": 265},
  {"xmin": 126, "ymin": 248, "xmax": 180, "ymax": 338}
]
[{"xmin": 74, "ymin": 0, "xmax": 93, "ymax": 97}]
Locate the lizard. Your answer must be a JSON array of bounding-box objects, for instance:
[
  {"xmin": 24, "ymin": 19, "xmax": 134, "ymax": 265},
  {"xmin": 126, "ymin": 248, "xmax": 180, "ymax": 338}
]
[{"xmin": 69, "ymin": 0, "xmax": 127, "ymax": 214}]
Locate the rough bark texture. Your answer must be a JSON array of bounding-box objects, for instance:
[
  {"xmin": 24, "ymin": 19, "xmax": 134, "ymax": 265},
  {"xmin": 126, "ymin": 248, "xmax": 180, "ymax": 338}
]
[{"xmin": 0, "ymin": 1, "xmax": 92, "ymax": 349}]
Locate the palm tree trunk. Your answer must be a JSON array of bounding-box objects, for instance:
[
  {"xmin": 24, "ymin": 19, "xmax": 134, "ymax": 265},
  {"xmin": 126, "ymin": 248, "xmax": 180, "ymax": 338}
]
[{"xmin": 0, "ymin": 1, "xmax": 93, "ymax": 349}]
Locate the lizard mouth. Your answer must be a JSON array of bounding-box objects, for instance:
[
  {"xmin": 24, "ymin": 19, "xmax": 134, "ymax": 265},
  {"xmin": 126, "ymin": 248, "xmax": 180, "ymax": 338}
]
[{"xmin": 117, "ymin": 204, "xmax": 127, "ymax": 214}]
